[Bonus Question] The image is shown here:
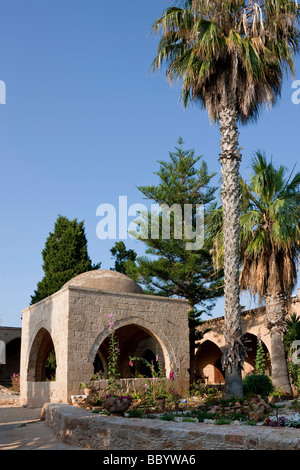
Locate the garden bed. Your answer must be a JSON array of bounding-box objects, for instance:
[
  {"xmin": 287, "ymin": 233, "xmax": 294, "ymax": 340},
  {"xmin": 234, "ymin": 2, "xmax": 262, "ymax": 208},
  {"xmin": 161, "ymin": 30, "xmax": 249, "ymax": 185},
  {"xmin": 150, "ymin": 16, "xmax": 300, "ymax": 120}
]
[{"xmin": 71, "ymin": 390, "xmax": 300, "ymax": 429}]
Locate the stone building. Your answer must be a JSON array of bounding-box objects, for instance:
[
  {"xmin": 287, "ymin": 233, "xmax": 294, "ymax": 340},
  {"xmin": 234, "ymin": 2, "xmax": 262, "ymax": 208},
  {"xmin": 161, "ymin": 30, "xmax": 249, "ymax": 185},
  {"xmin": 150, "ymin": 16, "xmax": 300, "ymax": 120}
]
[
  {"xmin": 20, "ymin": 270, "xmax": 190, "ymax": 406},
  {"xmin": 0, "ymin": 326, "xmax": 21, "ymax": 383},
  {"xmin": 195, "ymin": 290, "xmax": 300, "ymax": 385}
]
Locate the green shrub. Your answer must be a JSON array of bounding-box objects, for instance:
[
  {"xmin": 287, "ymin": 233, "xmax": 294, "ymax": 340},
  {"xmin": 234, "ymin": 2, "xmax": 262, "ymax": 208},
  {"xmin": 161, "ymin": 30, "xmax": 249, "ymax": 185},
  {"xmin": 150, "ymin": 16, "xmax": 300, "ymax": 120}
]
[
  {"xmin": 197, "ymin": 411, "xmax": 216, "ymax": 422},
  {"xmin": 160, "ymin": 413, "xmax": 175, "ymax": 421},
  {"xmin": 215, "ymin": 417, "xmax": 232, "ymax": 425},
  {"xmin": 242, "ymin": 374, "xmax": 274, "ymax": 397},
  {"xmin": 244, "ymin": 419, "xmax": 257, "ymax": 426},
  {"xmin": 127, "ymin": 409, "xmax": 144, "ymax": 418}
]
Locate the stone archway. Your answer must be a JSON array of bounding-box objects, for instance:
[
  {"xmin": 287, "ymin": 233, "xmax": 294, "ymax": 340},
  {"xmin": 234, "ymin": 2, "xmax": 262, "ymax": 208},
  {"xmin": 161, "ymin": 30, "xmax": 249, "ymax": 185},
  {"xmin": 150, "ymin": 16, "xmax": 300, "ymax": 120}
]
[
  {"xmin": 1, "ymin": 337, "xmax": 21, "ymax": 382},
  {"xmin": 242, "ymin": 332, "xmax": 271, "ymax": 377},
  {"xmin": 91, "ymin": 321, "xmax": 169, "ymax": 380},
  {"xmin": 27, "ymin": 328, "xmax": 56, "ymax": 382},
  {"xmin": 195, "ymin": 340, "xmax": 225, "ymax": 385}
]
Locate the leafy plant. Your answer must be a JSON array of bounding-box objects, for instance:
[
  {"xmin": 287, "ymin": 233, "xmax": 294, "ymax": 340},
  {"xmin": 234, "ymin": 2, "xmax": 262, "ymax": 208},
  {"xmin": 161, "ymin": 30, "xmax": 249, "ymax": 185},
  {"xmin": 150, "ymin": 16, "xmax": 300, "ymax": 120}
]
[
  {"xmin": 255, "ymin": 336, "xmax": 267, "ymax": 375},
  {"xmin": 127, "ymin": 409, "xmax": 145, "ymax": 418},
  {"xmin": 244, "ymin": 419, "xmax": 257, "ymax": 426},
  {"xmin": 79, "ymin": 382, "xmax": 92, "ymax": 390},
  {"xmin": 129, "ymin": 353, "xmax": 176, "ymax": 406},
  {"xmin": 160, "ymin": 413, "xmax": 175, "ymax": 421},
  {"xmin": 215, "ymin": 417, "xmax": 232, "ymax": 425},
  {"xmin": 242, "ymin": 374, "xmax": 274, "ymax": 397}
]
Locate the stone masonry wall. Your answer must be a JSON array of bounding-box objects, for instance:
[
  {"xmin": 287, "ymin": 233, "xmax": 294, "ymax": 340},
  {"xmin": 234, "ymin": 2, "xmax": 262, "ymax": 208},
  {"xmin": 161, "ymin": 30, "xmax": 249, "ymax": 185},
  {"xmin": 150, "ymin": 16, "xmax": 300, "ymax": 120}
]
[
  {"xmin": 66, "ymin": 287, "xmax": 190, "ymax": 400},
  {"xmin": 20, "ymin": 289, "xmax": 69, "ymax": 406},
  {"xmin": 45, "ymin": 403, "xmax": 300, "ymax": 451}
]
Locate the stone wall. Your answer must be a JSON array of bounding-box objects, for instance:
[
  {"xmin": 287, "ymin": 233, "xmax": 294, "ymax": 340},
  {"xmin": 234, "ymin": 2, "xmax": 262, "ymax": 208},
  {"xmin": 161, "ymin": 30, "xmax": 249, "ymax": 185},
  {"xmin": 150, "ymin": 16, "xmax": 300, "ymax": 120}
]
[
  {"xmin": 0, "ymin": 327, "xmax": 21, "ymax": 382},
  {"xmin": 20, "ymin": 285, "xmax": 190, "ymax": 406},
  {"xmin": 44, "ymin": 403, "xmax": 300, "ymax": 450},
  {"xmin": 195, "ymin": 294, "xmax": 300, "ymax": 383},
  {"xmin": 67, "ymin": 287, "xmax": 190, "ymax": 400},
  {"xmin": 20, "ymin": 289, "xmax": 69, "ymax": 406},
  {"xmin": 91, "ymin": 377, "xmax": 173, "ymax": 396}
]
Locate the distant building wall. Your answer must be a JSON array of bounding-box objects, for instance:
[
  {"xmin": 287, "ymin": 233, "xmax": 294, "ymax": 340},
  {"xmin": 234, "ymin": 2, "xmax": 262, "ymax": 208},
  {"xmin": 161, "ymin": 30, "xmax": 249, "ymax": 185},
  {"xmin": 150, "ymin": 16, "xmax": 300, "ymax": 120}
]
[
  {"xmin": 0, "ymin": 327, "xmax": 22, "ymax": 382},
  {"xmin": 195, "ymin": 290, "xmax": 300, "ymax": 384}
]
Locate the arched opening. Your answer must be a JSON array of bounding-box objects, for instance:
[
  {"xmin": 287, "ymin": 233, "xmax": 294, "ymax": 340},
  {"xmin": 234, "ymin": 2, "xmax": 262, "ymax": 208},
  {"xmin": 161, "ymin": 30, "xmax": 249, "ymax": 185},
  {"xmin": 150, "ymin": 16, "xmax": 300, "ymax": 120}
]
[
  {"xmin": 27, "ymin": 328, "xmax": 56, "ymax": 382},
  {"xmin": 242, "ymin": 333, "xmax": 271, "ymax": 377},
  {"xmin": 195, "ymin": 340, "xmax": 225, "ymax": 384},
  {"xmin": 93, "ymin": 324, "xmax": 165, "ymax": 379},
  {"xmin": 0, "ymin": 337, "xmax": 21, "ymax": 383}
]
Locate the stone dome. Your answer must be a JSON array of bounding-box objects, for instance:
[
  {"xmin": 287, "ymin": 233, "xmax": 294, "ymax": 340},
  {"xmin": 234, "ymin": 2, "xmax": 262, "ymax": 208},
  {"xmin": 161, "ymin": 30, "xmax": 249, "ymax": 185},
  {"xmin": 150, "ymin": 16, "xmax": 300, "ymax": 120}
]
[{"xmin": 61, "ymin": 270, "xmax": 143, "ymax": 294}]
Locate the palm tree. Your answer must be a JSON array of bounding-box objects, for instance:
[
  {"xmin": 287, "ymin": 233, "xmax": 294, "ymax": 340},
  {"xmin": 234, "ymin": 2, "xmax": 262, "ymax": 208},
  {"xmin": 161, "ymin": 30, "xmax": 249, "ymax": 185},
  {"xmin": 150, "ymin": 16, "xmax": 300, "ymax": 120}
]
[
  {"xmin": 151, "ymin": 0, "xmax": 299, "ymax": 397},
  {"xmin": 239, "ymin": 152, "xmax": 300, "ymax": 394}
]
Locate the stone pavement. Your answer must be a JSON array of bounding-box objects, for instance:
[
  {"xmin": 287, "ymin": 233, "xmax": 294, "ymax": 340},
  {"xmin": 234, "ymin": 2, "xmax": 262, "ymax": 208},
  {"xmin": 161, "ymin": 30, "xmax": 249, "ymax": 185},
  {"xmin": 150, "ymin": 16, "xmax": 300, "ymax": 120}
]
[{"xmin": 0, "ymin": 405, "xmax": 86, "ymax": 450}]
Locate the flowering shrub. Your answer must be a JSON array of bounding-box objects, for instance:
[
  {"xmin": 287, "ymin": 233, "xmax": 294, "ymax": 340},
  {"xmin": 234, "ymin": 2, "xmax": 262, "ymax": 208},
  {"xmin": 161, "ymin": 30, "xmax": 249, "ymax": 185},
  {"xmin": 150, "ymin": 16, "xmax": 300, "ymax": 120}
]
[
  {"xmin": 129, "ymin": 354, "xmax": 177, "ymax": 408},
  {"xmin": 11, "ymin": 373, "xmax": 20, "ymax": 393},
  {"xmin": 263, "ymin": 413, "xmax": 300, "ymax": 428},
  {"xmin": 286, "ymin": 413, "xmax": 300, "ymax": 428},
  {"xmin": 263, "ymin": 416, "xmax": 288, "ymax": 427},
  {"xmin": 106, "ymin": 313, "xmax": 121, "ymax": 396},
  {"xmin": 270, "ymin": 388, "xmax": 284, "ymax": 398}
]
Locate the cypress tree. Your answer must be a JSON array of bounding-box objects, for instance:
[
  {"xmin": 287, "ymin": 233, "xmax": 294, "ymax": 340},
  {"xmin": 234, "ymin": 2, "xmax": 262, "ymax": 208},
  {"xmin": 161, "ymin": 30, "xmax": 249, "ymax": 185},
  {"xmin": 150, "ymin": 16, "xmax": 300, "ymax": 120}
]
[
  {"xmin": 110, "ymin": 241, "xmax": 137, "ymax": 275},
  {"xmin": 31, "ymin": 215, "xmax": 100, "ymax": 304}
]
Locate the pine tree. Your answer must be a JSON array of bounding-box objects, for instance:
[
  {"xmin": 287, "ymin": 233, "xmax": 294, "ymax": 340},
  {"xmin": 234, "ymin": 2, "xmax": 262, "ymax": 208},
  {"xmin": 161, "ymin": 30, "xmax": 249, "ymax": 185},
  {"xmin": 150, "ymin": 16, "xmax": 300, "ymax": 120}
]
[
  {"xmin": 31, "ymin": 215, "xmax": 100, "ymax": 304},
  {"xmin": 126, "ymin": 138, "xmax": 224, "ymax": 382},
  {"xmin": 110, "ymin": 241, "xmax": 137, "ymax": 275}
]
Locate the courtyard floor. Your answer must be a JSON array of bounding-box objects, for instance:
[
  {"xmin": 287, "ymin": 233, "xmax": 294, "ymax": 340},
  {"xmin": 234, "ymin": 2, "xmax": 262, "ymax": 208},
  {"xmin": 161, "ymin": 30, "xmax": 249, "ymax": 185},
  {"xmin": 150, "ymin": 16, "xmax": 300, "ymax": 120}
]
[{"xmin": 0, "ymin": 385, "xmax": 85, "ymax": 450}]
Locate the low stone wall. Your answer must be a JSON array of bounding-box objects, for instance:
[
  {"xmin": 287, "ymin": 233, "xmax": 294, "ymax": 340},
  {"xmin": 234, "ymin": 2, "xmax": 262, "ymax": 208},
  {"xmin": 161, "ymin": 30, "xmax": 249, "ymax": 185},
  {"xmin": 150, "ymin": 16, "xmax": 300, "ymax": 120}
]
[
  {"xmin": 91, "ymin": 378, "xmax": 171, "ymax": 396},
  {"xmin": 23, "ymin": 382, "xmax": 61, "ymax": 407},
  {"xmin": 44, "ymin": 403, "xmax": 300, "ymax": 450}
]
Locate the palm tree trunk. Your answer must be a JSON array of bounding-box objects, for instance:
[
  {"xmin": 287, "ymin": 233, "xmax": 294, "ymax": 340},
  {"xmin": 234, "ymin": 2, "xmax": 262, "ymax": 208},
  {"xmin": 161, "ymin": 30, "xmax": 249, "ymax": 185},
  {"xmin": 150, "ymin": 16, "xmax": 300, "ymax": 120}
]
[
  {"xmin": 218, "ymin": 101, "xmax": 244, "ymax": 398},
  {"xmin": 188, "ymin": 303, "xmax": 197, "ymax": 385},
  {"xmin": 265, "ymin": 292, "xmax": 292, "ymax": 395}
]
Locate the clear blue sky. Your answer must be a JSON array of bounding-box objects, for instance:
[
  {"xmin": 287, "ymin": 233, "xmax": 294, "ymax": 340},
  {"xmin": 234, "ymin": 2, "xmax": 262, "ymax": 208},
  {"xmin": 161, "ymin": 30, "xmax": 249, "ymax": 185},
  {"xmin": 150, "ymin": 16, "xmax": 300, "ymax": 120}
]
[{"xmin": 0, "ymin": 1, "xmax": 299, "ymax": 327}]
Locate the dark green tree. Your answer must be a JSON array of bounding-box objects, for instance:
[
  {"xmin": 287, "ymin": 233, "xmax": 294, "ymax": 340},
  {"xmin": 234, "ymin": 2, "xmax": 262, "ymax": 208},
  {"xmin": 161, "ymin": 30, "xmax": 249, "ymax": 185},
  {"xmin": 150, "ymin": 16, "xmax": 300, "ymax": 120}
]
[
  {"xmin": 31, "ymin": 215, "xmax": 100, "ymax": 304},
  {"xmin": 110, "ymin": 241, "xmax": 137, "ymax": 274},
  {"xmin": 126, "ymin": 138, "xmax": 224, "ymax": 383}
]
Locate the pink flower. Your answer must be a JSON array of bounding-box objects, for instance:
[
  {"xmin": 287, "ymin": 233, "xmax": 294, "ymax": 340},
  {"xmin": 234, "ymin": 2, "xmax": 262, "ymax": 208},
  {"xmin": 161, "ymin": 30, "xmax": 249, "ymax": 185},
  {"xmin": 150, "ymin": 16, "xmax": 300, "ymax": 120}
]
[
  {"xmin": 169, "ymin": 371, "xmax": 175, "ymax": 381},
  {"xmin": 129, "ymin": 360, "xmax": 133, "ymax": 367}
]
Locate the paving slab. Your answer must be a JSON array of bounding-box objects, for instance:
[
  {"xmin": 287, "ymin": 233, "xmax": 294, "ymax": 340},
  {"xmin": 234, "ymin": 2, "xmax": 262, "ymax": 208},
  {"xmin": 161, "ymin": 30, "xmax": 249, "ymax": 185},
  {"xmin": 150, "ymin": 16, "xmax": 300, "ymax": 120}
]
[{"xmin": 0, "ymin": 405, "xmax": 87, "ymax": 450}]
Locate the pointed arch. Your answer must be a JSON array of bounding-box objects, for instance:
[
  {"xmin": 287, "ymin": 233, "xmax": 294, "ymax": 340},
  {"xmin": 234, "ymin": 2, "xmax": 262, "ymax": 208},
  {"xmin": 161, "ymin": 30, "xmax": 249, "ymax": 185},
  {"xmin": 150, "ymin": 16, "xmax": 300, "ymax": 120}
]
[{"xmin": 27, "ymin": 328, "xmax": 56, "ymax": 382}]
